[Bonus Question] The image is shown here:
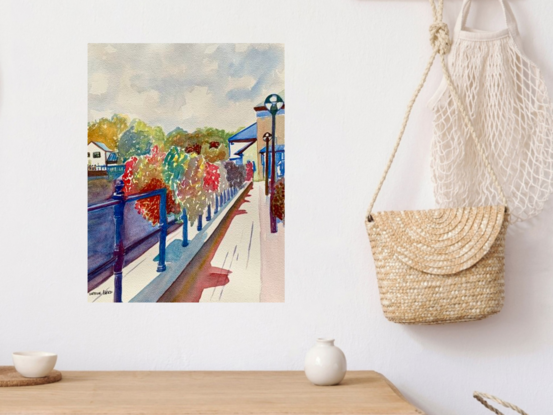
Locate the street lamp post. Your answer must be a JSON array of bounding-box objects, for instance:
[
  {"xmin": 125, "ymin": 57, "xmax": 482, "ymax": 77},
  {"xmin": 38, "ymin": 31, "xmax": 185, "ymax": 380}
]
[
  {"xmin": 262, "ymin": 132, "xmax": 272, "ymax": 196},
  {"xmin": 264, "ymin": 94, "xmax": 284, "ymax": 234}
]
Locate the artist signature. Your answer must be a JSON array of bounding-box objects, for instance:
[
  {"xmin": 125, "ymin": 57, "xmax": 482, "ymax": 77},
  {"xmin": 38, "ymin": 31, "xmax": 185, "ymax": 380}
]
[{"xmin": 89, "ymin": 289, "xmax": 113, "ymax": 296}]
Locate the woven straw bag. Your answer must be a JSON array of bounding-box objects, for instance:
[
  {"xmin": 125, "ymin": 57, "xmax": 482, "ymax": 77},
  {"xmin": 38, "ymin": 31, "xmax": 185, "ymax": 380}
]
[
  {"xmin": 365, "ymin": 0, "xmax": 509, "ymax": 324},
  {"xmin": 474, "ymin": 392, "xmax": 528, "ymax": 415}
]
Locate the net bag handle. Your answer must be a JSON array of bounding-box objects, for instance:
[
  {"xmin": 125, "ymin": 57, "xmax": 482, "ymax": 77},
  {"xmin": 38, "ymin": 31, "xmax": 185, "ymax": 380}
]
[
  {"xmin": 366, "ymin": 0, "xmax": 508, "ymax": 222},
  {"xmin": 453, "ymin": 0, "xmax": 521, "ymax": 45},
  {"xmin": 474, "ymin": 392, "xmax": 529, "ymax": 415}
]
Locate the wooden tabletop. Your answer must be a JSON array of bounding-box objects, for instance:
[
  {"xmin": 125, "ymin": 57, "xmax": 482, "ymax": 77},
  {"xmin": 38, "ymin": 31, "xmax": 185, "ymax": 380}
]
[{"xmin": 0, "ymin": 371, "xmax": 424, "ymax": 415}]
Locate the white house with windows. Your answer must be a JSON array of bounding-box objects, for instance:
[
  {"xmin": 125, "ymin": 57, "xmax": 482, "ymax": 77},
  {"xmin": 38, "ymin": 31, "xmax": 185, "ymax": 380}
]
[{"xmin": 88, "ymin": 142, "xmax": 118, "ymax": 168}]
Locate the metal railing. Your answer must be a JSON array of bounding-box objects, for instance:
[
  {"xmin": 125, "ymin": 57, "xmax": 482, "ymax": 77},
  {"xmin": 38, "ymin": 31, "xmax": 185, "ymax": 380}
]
[{"xmin": 87, "ymin": 179, "xmax": 167, "ymax": 302}]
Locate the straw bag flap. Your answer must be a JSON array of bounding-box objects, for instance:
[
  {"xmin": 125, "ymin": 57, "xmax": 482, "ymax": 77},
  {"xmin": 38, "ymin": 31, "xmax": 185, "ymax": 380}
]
[{"xmin": 366, "ymin": 205, "xmax": 505, "ymax": 275}]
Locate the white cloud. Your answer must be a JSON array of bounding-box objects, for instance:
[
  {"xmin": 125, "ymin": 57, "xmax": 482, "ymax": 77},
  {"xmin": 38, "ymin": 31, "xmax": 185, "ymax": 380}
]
[
  {"xmin": 182, "ymin": 86, "xmax": 214, "ymax": 122},
  {"xmin": 202, "ymin": 58, "xmax": 218, "ymax": 73},
  {"xmin": 89, "ymin": 72, "xmax": 109, "ymax": 95},
  {"xmin": 204, "ymin": 44, "xmax": 219, "ymax": 55},
  {"xmin": 226, "ymin": 75, "xmax": 257, "ymax": 93},
  {"xmin": 235, "ymin": 44, "xmax": 249, "ymax": 53}
]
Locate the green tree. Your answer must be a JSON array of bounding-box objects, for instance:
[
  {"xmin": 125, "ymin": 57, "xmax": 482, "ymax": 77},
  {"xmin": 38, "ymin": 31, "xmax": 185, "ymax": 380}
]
[
  {"xmin": 163, "ymin": 146, "xmax": 190, "ymax": 192},
  {"xmin": 118, "ymin": 120, "xmax": 166, "ymax": 161}
]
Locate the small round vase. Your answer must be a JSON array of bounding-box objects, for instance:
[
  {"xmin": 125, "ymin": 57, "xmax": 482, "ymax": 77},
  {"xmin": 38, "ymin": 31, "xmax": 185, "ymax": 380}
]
[{"xmin": 304, "ymin": 338, "xmax": 347, "ymax": 386}]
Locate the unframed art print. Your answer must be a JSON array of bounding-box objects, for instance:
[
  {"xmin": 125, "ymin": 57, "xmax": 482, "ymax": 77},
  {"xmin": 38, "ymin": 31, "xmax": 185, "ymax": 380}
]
[{"xmin": 88, "ymin": 44, "xmax": 285, "ymax": 303}]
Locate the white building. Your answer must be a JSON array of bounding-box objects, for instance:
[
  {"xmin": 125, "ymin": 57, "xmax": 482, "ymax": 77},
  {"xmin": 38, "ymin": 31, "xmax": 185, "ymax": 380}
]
[{"xmin": 88, "ymin": 142, "xmax": 117, "ymax": 168}]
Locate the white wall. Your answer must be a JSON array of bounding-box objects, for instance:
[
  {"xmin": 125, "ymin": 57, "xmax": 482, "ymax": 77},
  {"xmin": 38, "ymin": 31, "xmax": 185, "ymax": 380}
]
[{"xmin": 1, "ymin": 0, "xmax": 552, "ymax": 413}]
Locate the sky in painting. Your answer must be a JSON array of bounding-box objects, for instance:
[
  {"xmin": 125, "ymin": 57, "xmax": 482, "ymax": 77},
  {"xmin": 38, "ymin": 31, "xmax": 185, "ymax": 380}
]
[{"xmin": 88, "ymin": 43, "xmax": 285, "ymax": 133}]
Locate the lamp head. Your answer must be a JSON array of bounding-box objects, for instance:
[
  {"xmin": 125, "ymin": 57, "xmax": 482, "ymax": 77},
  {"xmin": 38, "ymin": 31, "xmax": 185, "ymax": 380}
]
[{"xmin": 264, "ymin": 94, "xmax": 284, "ymax": 115}]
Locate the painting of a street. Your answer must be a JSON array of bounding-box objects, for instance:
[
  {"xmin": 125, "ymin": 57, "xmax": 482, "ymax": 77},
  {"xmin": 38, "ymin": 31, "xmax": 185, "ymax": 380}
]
[{"xmin": 88, "ymin": 44, "xmax": 285, "ymax": 303}]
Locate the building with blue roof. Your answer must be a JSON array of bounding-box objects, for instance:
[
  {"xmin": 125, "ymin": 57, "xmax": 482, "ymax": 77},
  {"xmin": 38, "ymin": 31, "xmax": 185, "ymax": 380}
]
[
  {"xmin": 228, "ymin": 91, "xmax": 285, "ymax": 182},
  {"xmin": 228, "ymin": 123, "xmax": 257, "ymax": 162},
  {"xmin": 88, "ymin": 141, "xmax": 118, "ymax": 168}
]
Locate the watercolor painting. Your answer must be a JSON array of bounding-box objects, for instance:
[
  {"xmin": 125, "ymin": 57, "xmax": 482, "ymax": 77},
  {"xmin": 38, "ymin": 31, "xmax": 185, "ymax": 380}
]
[{"xmin": 88, "ymin": 44, "xmax": 285, "ymax": 303}]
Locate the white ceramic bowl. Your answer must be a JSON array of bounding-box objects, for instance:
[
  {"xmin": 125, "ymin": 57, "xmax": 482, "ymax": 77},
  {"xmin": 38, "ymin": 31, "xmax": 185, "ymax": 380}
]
[{"xmin": 12, "ymin": 352, "xmax": 57, "ymax": 378}]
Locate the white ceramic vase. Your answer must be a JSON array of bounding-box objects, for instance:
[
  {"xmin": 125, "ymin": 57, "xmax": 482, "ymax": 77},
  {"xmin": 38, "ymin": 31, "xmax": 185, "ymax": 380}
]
[{"xmin": 304, "ymin": 338, "xmax": 347, "ymax": 386}]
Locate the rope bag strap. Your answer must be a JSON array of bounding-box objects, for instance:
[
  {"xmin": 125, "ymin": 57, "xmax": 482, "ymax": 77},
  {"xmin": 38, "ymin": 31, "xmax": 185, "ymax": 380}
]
[
  {"xmin": 366, "ymin": 0, "xmax": 508, "ymax": 222},
  {"xmin": 474, "ymin": 392, "xmax": 529, "ymax": 415}
]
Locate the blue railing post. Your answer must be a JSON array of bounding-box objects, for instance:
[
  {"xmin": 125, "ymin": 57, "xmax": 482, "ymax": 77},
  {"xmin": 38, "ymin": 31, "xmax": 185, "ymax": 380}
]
[
  {"xmin": 156, "ymin": 189, "xmax": 167, "ymax": 272},
  {"xmin": 197, "ymin": 214, "xmax": 203, "ymax": 231},
  {"xmin": 206, "ymin": 203, "xmax": 212, "ymax": 221},
  {"xmin": 112, "ymin": 179, "xmax": 126, "ymax": 303},
  {"xmin": 182, "ymin": 209, "xmax": 188, "ymax": 247},
  {"xmin": 214, "ymin": 196, "xmax": 219, "ymax": 214}
]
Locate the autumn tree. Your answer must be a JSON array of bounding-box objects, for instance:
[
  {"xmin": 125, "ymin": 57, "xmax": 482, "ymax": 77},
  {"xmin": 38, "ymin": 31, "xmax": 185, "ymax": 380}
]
[
  {"xmin": 87, "ymin": 114, "xmax": 129, "ymax": 151},
  {"xmin": 218, "ymin": 163, "xmax": 229, "ymax": 201},
  {"xmin": 122, "ymin": 146, "xmax": 180, "ymax": 225},
  {"xmin": 271, "ymin": 179, "xmax": 285, "ymax": 221},
  {"xmin": 176, "ymin": 155, "xmax": 208, "ymax": 226},
  {"xmin": 165, "ymin": 128, "xmax": 189, "ymax": 151},
  {"xmin": 224, "ymin": 161, "xmax": 246, "ymax": 189},
  {"xmin": 246, "ymin": 161, "xmax": 254, "ymax": 182},
  {"xmin": 164, "ymin": 126, "xmax": 238, "ymax": 163}
]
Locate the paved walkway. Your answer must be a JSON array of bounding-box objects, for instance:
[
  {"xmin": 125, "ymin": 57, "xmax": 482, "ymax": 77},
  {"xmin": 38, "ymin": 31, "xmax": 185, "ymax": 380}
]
[
  {"xmin": 199, "ymin": 181, "xmax": 285, "ymax": 302},
  {"xmin": 199, "ymin": 183, "xmax": 262, "ymax": 302}
]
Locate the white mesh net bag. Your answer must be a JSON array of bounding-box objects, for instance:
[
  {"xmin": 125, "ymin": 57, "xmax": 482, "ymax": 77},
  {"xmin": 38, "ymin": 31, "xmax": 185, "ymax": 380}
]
[{"xmin": 429, "ymin": 0, "xmax": 553, "ymax": 222}]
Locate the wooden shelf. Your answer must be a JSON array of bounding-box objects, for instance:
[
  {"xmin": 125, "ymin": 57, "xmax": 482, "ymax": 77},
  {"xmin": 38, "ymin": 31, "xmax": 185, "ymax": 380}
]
[{"xmin": 0, "ymin": 371, "xmax": 424, "ymax": 415}]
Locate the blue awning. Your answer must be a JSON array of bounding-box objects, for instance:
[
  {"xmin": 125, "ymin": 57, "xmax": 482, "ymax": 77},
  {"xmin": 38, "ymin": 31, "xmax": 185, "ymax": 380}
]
[
  {"xmin": 228, "ymin": 123, "xmax": 257, "ymax": 142},
  {"xmin": 259, "ymin": 145, "xmax": 284, "ymax": 154},
  {"xmin": 107, "ymin": 152, "xmax": 118, "ymax": 162}
]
